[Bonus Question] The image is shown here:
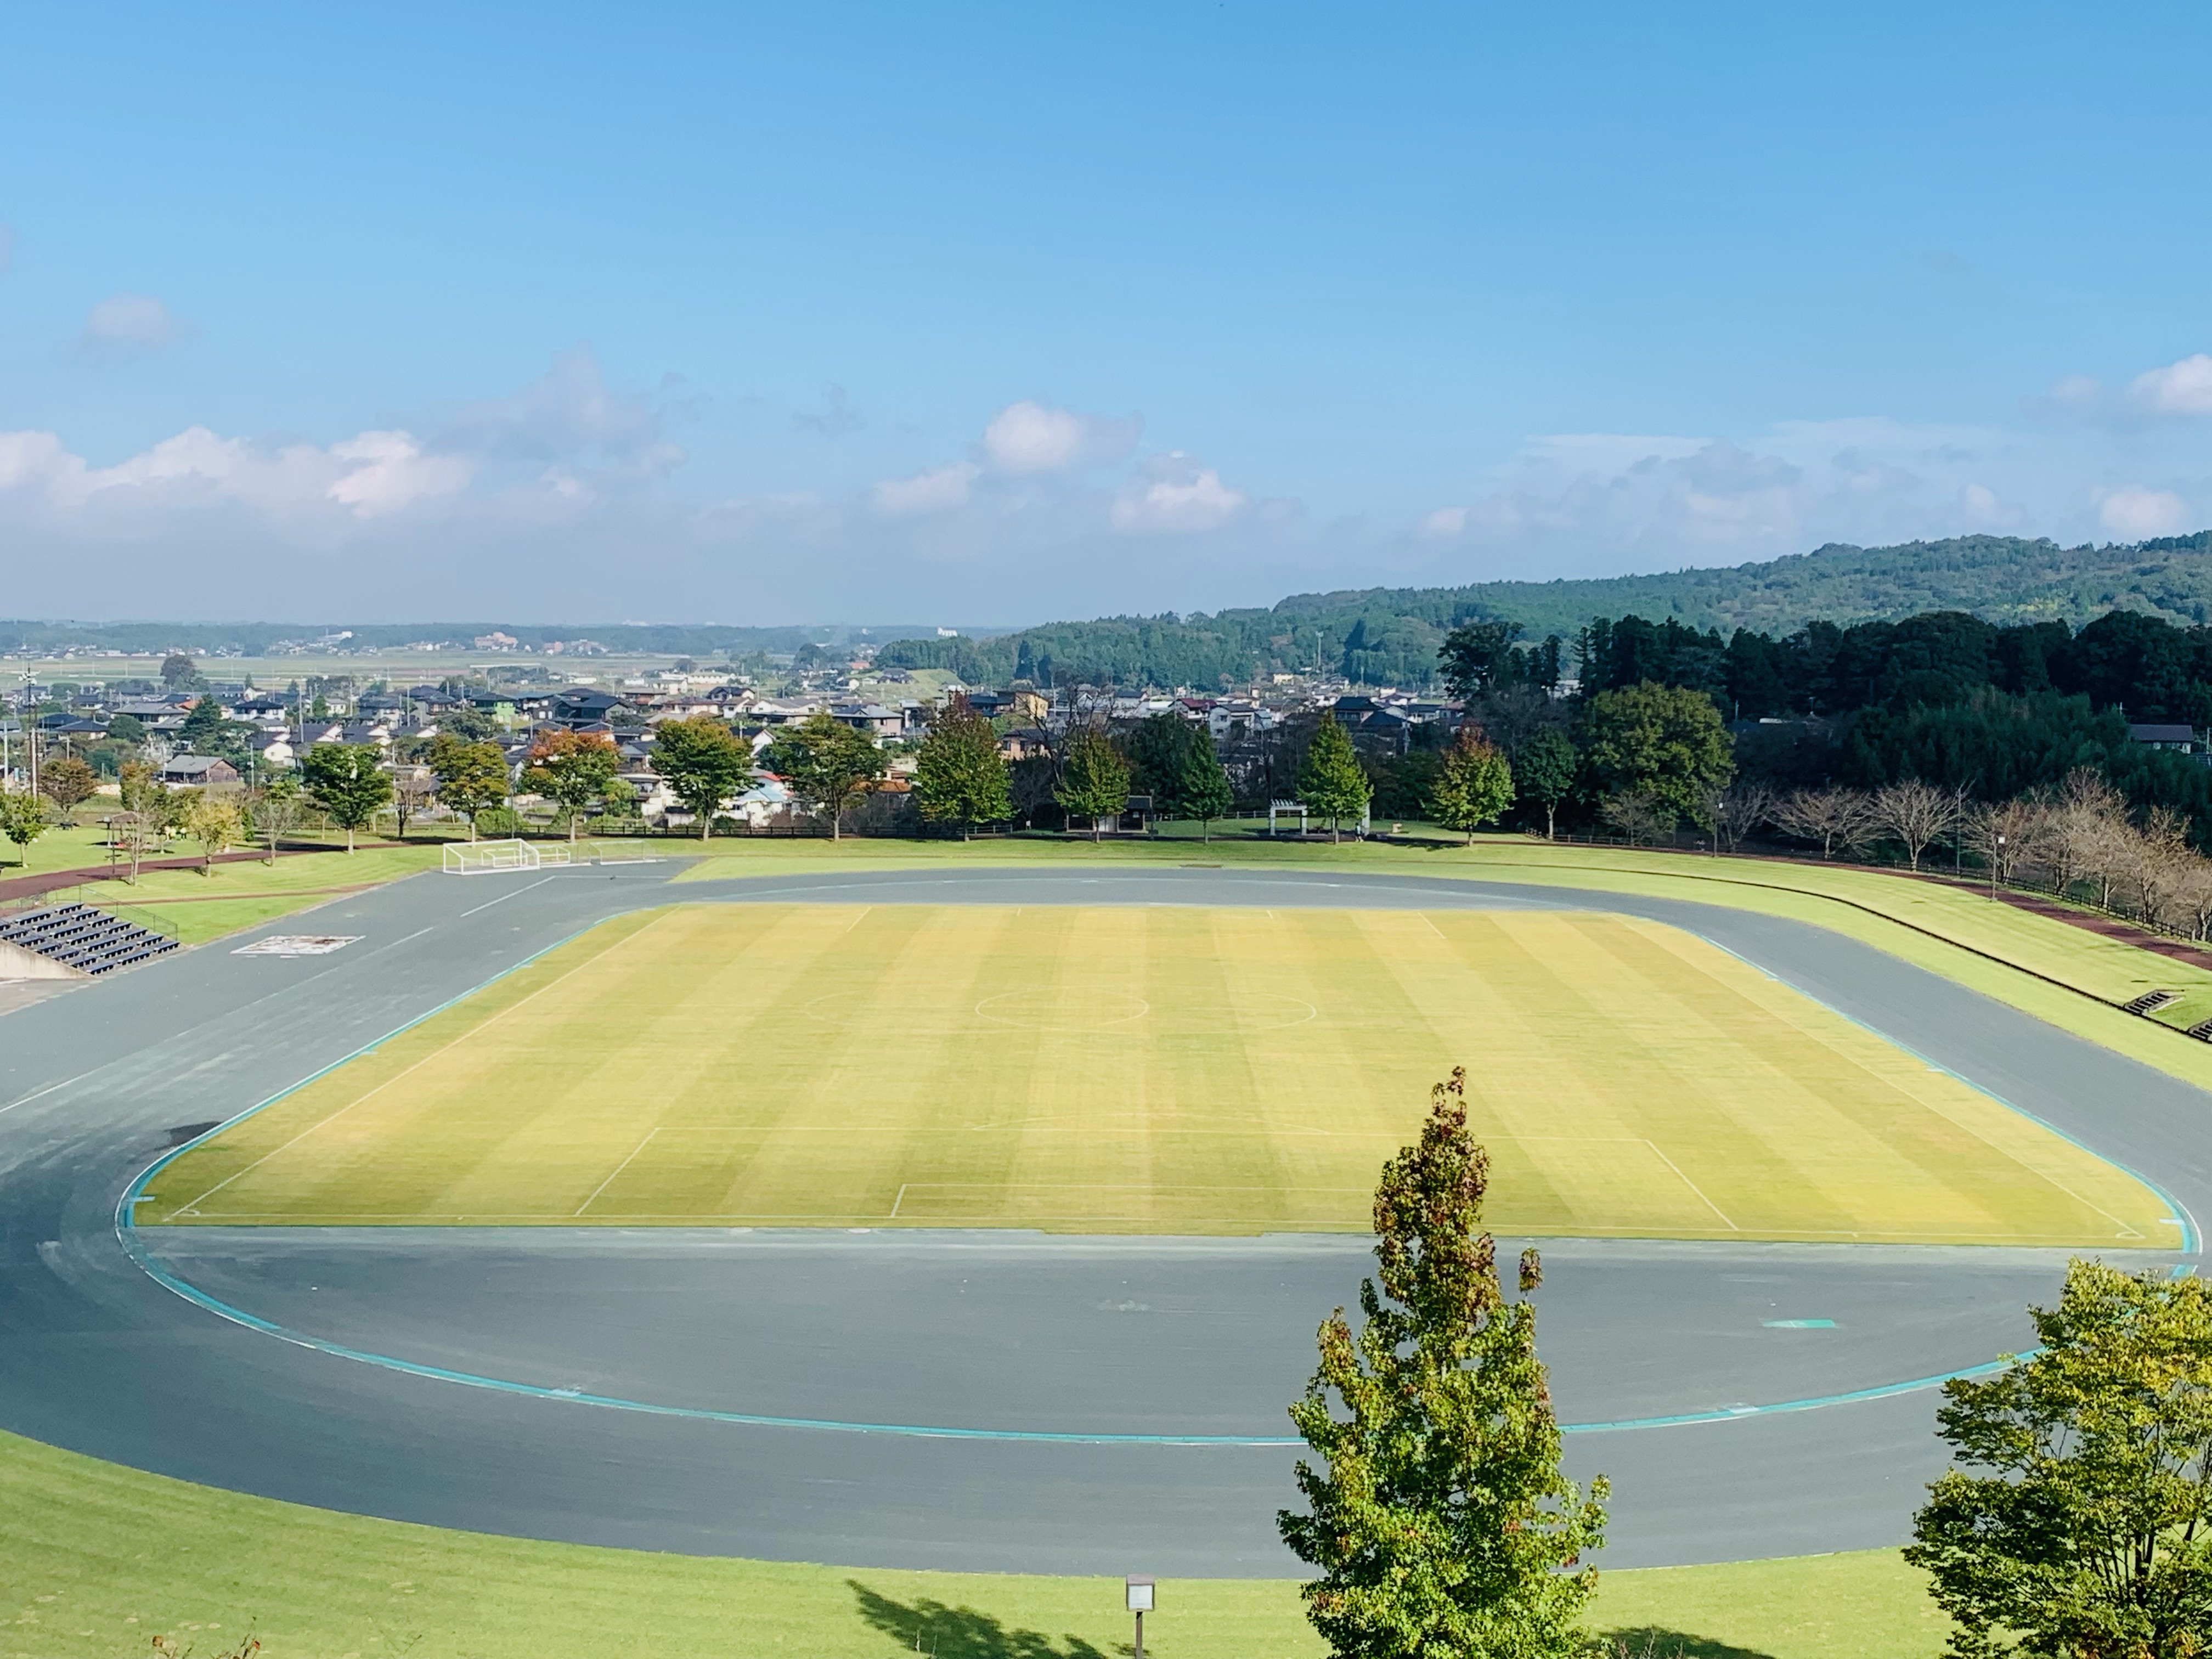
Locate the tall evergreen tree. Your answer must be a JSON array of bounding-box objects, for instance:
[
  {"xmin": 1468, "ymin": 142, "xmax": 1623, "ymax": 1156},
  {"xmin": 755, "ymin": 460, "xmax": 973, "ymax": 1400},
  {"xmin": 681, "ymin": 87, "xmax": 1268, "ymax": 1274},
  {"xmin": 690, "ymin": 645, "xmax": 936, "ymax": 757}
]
[
  {"xmin": 913, "ymin": 706, "xmax": 1012, "ymax": 840},
  {"xmin": 1170, "ymin": 731, "xmax": 1235, "ymax": 840},
  {"xmin": 1297, "ymin": 715, "xmax": 1372, "ymax": 842},
  {"xmin": 1282, "ymin": 1069, "xmax": 1607, "ymax": 1658},
  {"xmin": 1054, "ymin": 726, "xmax": 1131, "ymax": 842},
  {"xmin": 1429, "ymin": 729, "xmax": 1514, "ymax": 844}
]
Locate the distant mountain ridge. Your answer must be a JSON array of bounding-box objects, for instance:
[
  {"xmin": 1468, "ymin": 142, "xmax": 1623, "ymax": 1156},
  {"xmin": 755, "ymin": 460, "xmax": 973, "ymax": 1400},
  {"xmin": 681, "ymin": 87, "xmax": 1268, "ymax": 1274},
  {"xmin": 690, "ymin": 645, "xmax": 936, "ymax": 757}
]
[{"xmin": 878, "ymin": 531, "xmax": 2212, "ymax": 690}]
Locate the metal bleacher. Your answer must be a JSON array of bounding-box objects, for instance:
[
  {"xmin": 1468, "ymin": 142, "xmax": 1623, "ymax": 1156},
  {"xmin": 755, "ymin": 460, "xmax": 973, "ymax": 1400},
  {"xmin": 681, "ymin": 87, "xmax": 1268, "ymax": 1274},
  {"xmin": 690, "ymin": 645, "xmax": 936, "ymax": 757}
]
[{"xmin": 0, "ymin": 902, "xmax": 179, "ymax": 976}]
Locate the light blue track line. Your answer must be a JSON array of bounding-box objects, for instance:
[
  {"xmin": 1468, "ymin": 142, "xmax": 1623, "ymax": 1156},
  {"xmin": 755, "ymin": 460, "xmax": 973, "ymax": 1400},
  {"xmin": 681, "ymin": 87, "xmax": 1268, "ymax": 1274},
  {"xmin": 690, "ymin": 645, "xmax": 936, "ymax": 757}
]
[
  {"xmin": 107, "ymin": 871, "xmax": 2184, "ymax": 1450},
  {"xmin": 114, "ymin": 1229, "xmax": 2028, "ymax": 1444},
  {"xmin": 1694, "ymin": 932, "xmax": 2203, "ymax": 1257}
]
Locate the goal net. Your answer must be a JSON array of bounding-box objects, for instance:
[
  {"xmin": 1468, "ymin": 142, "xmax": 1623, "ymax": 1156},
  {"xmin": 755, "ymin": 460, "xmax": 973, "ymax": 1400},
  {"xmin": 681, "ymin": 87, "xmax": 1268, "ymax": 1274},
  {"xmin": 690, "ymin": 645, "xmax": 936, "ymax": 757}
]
[{"xmin": 442, "ymin": 838, "xmax": 575, "ymax": 874}]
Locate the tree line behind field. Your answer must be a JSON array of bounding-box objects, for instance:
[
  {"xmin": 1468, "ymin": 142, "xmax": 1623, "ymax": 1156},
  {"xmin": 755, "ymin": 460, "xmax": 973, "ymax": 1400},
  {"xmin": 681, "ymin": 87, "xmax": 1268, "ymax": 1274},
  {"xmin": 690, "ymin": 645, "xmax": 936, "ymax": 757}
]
[{"xmin": 872, "ymin": 531, "xmax": 2212, "ymax": 691}]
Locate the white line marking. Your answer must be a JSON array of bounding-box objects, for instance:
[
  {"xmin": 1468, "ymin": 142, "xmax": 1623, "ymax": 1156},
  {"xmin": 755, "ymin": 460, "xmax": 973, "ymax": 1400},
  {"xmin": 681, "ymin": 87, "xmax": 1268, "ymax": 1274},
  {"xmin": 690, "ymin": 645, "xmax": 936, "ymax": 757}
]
[
  {"xmin": 576, "ymin": 1128, "xmax": 661, "ymax": 1215},
  {"xmin": 458, "ymin": 874, "xmax": 556, "ymax": 918},
  {"xmin": 1645, "ymin": 1141, "xmax": 1739, "ymax": 1231},
  {"xmin": 0, "ymin": 1069, "xmax": 99, "ymax": 1118},
  {"xmin": 168, "ymin": 921, "xmax": 654, "ymax": 1216},
  {"xmin": 889, "ymin": 1182, "xmax": 907, "ymax": 1218}
]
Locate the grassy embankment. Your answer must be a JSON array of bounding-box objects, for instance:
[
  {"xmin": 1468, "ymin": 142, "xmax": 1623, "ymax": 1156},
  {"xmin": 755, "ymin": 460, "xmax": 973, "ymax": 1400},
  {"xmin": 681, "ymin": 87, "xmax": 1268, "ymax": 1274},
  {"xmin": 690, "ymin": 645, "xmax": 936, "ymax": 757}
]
[{"xmin": 0, "ymin": 1427, "xmax": 1948, "ymax": 1659}]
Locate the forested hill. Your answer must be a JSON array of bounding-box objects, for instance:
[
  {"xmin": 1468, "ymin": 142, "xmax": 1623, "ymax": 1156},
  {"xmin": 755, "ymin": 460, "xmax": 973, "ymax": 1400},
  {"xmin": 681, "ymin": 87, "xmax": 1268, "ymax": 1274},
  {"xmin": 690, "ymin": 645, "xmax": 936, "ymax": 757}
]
[{"xmin": 877, "ymin": 530, "xmax": 2212, "ymax": 690}]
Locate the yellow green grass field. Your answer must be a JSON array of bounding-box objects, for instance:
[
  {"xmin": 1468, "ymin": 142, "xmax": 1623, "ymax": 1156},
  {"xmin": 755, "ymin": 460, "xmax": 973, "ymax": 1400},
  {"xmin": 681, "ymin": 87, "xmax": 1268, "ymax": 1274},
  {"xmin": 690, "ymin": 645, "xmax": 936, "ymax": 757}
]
[{"xmin": 144, "ymin": 902, "xmax": 2168, "ymax": 1245}]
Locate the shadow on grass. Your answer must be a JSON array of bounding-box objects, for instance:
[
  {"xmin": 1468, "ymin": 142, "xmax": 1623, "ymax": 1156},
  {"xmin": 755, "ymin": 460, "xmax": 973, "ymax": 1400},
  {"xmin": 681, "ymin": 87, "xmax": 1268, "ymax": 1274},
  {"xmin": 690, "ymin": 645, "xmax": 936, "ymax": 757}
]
[
  {"xmin": 851, "ymin": 1582, "xmax": 1117, "ymax": 1659},
  {"xmin": 1596, "ymin": 1627, "xmax": 1778, "ymax": 1659}
]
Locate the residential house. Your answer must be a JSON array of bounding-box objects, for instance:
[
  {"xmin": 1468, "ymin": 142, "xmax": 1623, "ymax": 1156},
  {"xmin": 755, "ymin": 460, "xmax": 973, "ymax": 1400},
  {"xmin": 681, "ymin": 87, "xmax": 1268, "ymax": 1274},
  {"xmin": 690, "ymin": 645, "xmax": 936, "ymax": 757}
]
[{"xmin": 156, "ymin": 755, "xmax": 241, "ymax": 789}]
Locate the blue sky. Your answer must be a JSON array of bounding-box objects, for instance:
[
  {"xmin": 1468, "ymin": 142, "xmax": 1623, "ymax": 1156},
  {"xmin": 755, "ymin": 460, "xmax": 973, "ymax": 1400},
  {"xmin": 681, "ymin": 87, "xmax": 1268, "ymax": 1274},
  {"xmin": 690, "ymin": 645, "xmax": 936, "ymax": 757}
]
[{"xmin": 2, "ymin": 2, "xmax": 2207, "ymax": 624}]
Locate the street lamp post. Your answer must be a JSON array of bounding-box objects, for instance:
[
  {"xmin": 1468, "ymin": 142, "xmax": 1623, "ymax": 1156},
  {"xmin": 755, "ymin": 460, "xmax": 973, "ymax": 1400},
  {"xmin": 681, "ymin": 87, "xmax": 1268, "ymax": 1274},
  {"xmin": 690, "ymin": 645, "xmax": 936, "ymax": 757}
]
[
  {"xmin": 1990, "ymin": 832, "xmax": 2005, "ymax": 900},
  {"xmin": 1125, "ymin": 1577, "xmax": 1154, "ymax": 1659}
]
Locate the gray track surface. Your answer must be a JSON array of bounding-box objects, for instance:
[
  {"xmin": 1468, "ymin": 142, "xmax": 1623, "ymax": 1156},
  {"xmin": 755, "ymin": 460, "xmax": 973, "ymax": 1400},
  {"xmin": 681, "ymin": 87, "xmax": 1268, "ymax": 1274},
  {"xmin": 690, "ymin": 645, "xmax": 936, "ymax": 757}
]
[{"xmin": 1, "ymin": 862, "xmax": 2205, "ymax": 1575}]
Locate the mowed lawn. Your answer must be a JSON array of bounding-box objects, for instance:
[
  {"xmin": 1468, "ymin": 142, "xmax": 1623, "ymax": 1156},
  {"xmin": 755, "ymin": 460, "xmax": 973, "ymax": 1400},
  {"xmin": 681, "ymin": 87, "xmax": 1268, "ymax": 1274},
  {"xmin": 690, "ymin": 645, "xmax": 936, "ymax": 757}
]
[{"xmin": 143, "ymin": 903, "xmax": 2171, "ymax": 1244}]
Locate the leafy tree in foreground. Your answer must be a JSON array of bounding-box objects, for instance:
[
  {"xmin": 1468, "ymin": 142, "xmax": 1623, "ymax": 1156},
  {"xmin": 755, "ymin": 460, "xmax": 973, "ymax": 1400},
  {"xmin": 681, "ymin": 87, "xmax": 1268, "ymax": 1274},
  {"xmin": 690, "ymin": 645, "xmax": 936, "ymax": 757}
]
[
  {"xmin": 427, "ymin": 735, "xmax": 510, "ymax": 839},
  {"xmin": 912, "ymin": 706, "xmax": 1012, "ymax": 840},
  {"xmin": 760, "ymin": 712, "xmax": 886, "ymax": 841},
  {"xmin": 1054, "ymin": 726, "xmax": 1131, "ymax": 842},
  {"xmin": 1907, "ymin": 1260, "xmax": 2212, "ymax": 1659},
  {"xmin": 651, "ymin": 716, "xmax": 754, "ymax": 840},
  {"xmin": 1580, "ymin": 681, "xmax": 1733, "ymax": 829},
  {"xmin": 1514, "ymin": 727, "xmax": 1578, "ymax": 840},
  {"xmin": 1297, "ymin": 714, "xmax": 1372, "ymax": 842},
  {"xmin": 301, "ymin": 741, "xmax": 394, "ymax": 853},
  {"xmin": 1429, "ymin": 729, "xmax": 1514, "ymax": 844},
  {"xmin": 1282, "ymin": 1068, "xmax": 1606, "ymax": 1659},
  {"xmin": 0, "ymin": 792, "xmax": 53, "ymax": 867},
  {"xmin": 524, "ymin": 729, "xmax": 622, "ymax": 841}
]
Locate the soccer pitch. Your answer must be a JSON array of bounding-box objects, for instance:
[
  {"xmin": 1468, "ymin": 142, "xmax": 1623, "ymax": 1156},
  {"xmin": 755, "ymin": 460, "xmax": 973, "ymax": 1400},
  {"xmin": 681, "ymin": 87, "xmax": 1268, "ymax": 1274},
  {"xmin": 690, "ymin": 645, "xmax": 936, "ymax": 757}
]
[{"xmin": 142, "ymin": 904, "xmax": 2171, "ymax": 1244}]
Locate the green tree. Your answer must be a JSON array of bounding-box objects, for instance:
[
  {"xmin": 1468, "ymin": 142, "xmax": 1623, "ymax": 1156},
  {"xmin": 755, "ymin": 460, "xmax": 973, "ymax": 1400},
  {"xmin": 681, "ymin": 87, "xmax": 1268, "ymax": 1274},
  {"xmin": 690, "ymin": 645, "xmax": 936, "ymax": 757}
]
[
  {"xmin": 912, "ymin": 706, "xmax": 1012, "ymax": 840},
  {"xmin": 178, "ymin": 697, "xmax": 247, "ymax": 761},
  {"xmin": 1514, "ymin": 728, "xmax": 1578, "ymax": 840},
  {"xmin": 38, "ymin": 754, "xmax": 99, "ymax": 823},
  {"xmin": 760, "ymin": 712, "xmax": 887, "ymax": 841},
  {"xmin": 1908, "ymin": 1260, "xmax": 2212, "ymax": 1659},
  {"xmin": 247, "ymin": 773, "xmax": 304, "ymax": 865},
  {"xmin": 651, "ymin": 716, "xmax": 754, "ymax": 840},
  {"xmin": 177, "ymin": 791, "xmax": 245, "ymax": 874},
  {"xmin": 1297, "ymin": 715, "xmax": 1372, "ymax": 842},
  {"xmin": 1429, "ymin": 729, "xmax": 1514, "ymax": 844},
  {"xmin": 1579, "ymin": 682, "xmax": 1733, "ymax": 828},
  {"xmin": 1280, "ymin": 1068, "xmax": 1607, "ymax": 1658},
  {"xmin": 300, "ymin": 742, "xmax": 394, "ymax": 853},
  {"xmin": 1127, "ymin": 712, "xmax": 1234, "ymax": 838},
  {"xmin": 1437, "ymin": 619, "xmax": 1526, "ymax": 701},
  {"xmin": 0, "ymin": 792, "xmax": 53, "ymax": 867},
  {"xmin": 1053, "ymin": 726, "xmax": 1131, "ymax": 842},
  {"xmin": 440, "ymin": 703, "xmax": 500, "ymax": 742},
  {"xmin": 524, "ymin": 729, "xmax": 623, "ymax": 841},
  {"xmin": 427, "ymin": 735, "xmax": 510, "ymax": 839}
]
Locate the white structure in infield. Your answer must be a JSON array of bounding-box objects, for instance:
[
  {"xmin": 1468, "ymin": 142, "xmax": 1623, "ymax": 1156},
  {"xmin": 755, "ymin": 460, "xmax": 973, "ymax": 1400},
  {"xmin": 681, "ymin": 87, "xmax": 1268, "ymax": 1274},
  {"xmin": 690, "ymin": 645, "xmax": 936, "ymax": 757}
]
[{"xmin": 443, "ymin": 838, "xmax": 574, "ymax": 874}]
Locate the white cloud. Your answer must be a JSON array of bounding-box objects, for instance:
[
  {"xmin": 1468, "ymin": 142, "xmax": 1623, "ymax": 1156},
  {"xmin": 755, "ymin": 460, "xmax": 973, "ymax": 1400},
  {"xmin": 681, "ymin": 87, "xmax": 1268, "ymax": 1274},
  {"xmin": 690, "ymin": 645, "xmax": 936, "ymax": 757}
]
[
  {"xmin": 872, "ymin": 461, "xmax": 979, "ymax": 515},
  {"xmin": 2129, "ymin": 353, "xmax": 2212, "ymax": 417},
  {"xmin": 2097, "ymin": 486, "xmax": 2190, "ymax": 539},
  {"xmin": 1417, "ymin": 506, "xmax": 1468, "ymax": 539},
  {"xmin": 1111, "ymin": 453, "xmax": 1246, "ymax": 533},
  {"xmin": 81, "ymin": 292, "xmax": 189, "ymax": 353},
  {"xmin": 981, "ymin": 399, "xmax": 1140, "ymax": 473},
  {"xmin": 324, "ymin": 432, "xmax": 475, "ymax": 517},
  {"xmin": 0, "ymin": 421, "xmax": 475, "ymax": 521}
]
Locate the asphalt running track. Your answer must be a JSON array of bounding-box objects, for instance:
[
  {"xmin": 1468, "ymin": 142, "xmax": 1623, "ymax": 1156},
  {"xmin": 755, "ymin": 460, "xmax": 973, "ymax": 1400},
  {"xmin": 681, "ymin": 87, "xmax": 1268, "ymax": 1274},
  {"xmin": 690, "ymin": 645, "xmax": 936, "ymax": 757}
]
[{"xmin": 0, "ymin": 862, "xmax": 2204, "ymax": 1575}]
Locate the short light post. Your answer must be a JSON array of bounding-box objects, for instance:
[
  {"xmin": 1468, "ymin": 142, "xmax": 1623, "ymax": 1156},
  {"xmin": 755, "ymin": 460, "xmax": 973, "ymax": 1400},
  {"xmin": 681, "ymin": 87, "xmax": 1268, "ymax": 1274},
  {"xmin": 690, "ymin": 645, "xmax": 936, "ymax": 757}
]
[
  {"xmin": 1990, "ymin": 832, "xmax": 2004, "ymax": 900},
  {"xmin": 1126, "ymin": 1576, "xmax": 1155, "ymax": 1659}
]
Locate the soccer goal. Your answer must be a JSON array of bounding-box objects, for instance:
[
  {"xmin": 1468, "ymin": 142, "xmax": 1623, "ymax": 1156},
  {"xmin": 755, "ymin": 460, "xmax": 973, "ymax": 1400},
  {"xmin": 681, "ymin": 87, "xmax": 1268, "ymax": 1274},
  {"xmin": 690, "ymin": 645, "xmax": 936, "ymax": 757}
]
[{"xmin": 443, "ymin": 838, "xmax": 574, "ymax": 874}]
